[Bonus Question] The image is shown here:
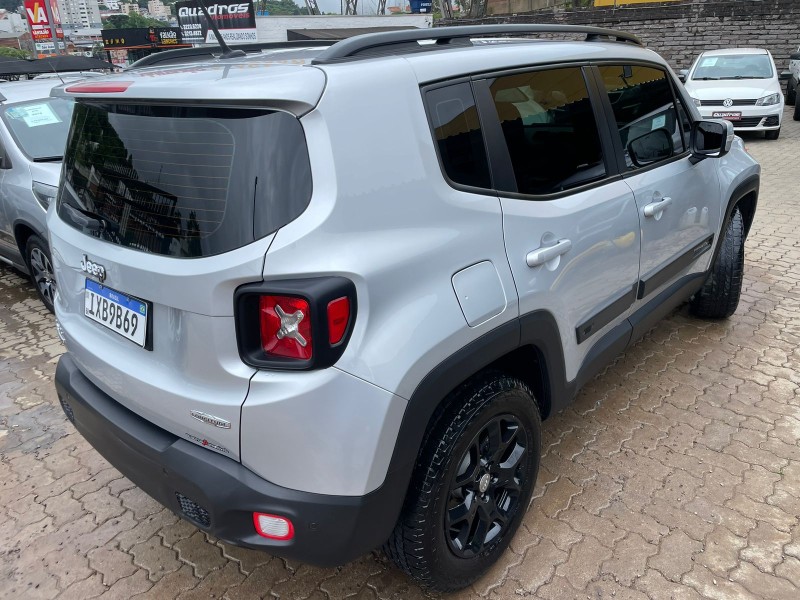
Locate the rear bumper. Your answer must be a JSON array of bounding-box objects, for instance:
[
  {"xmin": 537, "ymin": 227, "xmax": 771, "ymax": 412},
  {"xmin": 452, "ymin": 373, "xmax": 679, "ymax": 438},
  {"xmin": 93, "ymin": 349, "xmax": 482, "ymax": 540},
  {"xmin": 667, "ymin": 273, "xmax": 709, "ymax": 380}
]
[{"xmin": 55, "ymin": 353, "xmax": 406, "ymax": 566}]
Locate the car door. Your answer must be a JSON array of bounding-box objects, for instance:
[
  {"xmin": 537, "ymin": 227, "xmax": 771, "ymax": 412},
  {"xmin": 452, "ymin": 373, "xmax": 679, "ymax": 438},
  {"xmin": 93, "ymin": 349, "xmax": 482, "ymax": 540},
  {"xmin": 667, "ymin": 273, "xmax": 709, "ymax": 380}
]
[
  {"xmin": 474, "ymin": 65, "xmax": 642, "ymax": 385},
  {"xmin": 593, "ymin": 63, "xmax": 720, "ymax": 310}
]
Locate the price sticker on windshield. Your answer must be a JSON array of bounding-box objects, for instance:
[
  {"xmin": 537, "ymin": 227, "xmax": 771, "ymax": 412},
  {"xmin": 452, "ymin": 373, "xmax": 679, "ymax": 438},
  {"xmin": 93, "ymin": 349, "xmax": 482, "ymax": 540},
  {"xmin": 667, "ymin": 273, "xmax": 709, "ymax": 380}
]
[{"xmin": 6, "ymin": 103, "xmax": 62, "ymax": 127}]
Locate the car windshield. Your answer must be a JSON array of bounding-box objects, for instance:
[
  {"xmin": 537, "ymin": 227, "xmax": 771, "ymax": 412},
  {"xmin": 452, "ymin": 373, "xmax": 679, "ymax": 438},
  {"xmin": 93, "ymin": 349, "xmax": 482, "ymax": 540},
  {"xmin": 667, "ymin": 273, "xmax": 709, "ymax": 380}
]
[
  {"xmin": 692, "ymin": 54, "xmax": 774, "ymax": 80},
  {"xmin": 1, "ymin": 97, "xmax": 75, "ymax": 161}
]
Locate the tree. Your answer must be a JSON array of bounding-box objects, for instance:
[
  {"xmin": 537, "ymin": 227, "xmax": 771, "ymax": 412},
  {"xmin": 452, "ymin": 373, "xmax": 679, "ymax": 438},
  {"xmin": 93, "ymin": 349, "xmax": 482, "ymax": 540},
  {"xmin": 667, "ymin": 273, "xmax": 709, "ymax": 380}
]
[
  {"xmin": 0, "ymin": 47, "xmax": 29, "ymax": 60},
  {"xmin": 103, "ymin": 13, "xmax": 167, "ymax": 29},
  {"xmin": 255, "ymin": 0, "xmax": 305, "ymax": 15}
]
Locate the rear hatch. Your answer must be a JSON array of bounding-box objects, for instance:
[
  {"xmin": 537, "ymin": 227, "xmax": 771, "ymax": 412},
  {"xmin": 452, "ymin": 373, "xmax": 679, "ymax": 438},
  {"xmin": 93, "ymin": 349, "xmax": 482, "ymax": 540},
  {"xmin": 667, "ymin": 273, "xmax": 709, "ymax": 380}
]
[{"xmin": 49, "ymin": 65, "xmax": 322, "ymax": 459}]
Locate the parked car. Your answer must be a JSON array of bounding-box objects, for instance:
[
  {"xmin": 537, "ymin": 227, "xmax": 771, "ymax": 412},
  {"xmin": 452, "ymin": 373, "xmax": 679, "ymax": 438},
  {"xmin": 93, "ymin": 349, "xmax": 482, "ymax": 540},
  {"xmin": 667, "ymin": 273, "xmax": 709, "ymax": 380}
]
[
  {"xmin": 50, "ymin": 25, "xmax": 759, "ymax": 591},
  {"xmin": 0, "ymin": 79, "xmax": 76, "ymax": 312},
  {"xmin": 683, "ymin": 48, "xmax": 784, "ymax": 139},
  {"xmin": 786, "ymin": 46, "xmax": 800, "ymax": 117}
]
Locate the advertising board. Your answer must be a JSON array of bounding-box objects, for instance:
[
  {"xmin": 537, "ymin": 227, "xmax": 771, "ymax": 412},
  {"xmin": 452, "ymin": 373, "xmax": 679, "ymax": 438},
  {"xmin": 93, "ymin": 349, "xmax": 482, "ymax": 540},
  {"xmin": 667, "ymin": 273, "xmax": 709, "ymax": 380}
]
[
  {"xmin": 175, "ymin": 1, "xmax": 257, "ymax": 45},
  {"xmin": 24, "ymin": 0, "xmax": 64, "ymax": 41}
]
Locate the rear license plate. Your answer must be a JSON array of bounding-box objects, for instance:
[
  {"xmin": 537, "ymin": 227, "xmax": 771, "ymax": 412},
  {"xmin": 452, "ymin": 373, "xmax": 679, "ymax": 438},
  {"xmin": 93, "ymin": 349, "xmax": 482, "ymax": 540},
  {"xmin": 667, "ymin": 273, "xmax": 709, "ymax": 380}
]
[
  {"xmin": 712, "ymin": 111, "xmax": 742, "ymax": 121},
  {"xmin": 84, "ymin": 279, "xmax": 148, "ymax": 347}
]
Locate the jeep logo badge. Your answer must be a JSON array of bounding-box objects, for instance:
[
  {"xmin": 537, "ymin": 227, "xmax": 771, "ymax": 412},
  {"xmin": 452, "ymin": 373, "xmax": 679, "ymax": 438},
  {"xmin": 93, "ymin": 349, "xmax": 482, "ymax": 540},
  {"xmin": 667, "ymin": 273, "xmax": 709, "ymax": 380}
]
[
  {"xmin": 80, "ymin": 255, "xmax": 106, "ymax": 282},
  {"xmin": 190, "ymin": 410, "xmax": 232, "ymax": 429}
]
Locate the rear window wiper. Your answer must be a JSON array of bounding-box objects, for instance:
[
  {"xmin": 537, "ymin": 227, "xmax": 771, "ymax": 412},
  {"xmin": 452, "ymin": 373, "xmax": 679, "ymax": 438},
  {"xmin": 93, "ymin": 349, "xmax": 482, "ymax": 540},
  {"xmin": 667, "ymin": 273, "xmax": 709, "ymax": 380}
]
[
  {"xmin": 62, "ymin": 203, "xmax": 107, "ymax": 232},
  {"xmin": 694, "ymin": 77, "xmax": 720, "ymax": 80},
  {"xmin": 33, "ymin": 156, "xmax": 63, "ymax": 162}
]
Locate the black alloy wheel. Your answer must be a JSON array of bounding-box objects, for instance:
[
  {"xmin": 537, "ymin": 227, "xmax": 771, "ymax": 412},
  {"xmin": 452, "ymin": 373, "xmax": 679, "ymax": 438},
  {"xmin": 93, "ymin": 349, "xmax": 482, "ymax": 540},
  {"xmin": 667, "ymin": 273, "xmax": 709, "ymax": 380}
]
[
  {"xmin": 385, "ymin": 374, "xmax": 541, "ymax": 592},
  {"xmin": 445, "ymin": 414, "xmax": 528, "ymax": 558}
]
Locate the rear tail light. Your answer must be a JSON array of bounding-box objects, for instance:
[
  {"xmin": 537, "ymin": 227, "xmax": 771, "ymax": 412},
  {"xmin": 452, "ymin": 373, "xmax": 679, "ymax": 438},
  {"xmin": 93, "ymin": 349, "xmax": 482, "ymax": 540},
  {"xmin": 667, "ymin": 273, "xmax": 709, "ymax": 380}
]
[
  {"xmin": 235, "ymin": 277, "xmax": 356, "ymax": 370},
  {"xmin": 259, "ymin": 295, "xmax": 313, "ymax": 360},
  {"xmin": 253, "ymin": 512, "xmax": 294, "ymax": 540}
]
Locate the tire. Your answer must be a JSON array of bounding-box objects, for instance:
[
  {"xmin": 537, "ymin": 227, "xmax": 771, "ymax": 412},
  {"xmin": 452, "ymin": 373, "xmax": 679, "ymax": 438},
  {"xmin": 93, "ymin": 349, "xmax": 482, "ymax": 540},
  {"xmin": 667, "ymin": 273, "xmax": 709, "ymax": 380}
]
[
  {"xmin": 795, "ymin": 100, "xmax": 800, "ymax": 121},
  {"xmin": 690, "ymin": 208, "xmax": 744, "ymax": 319},
  {"xmin": 24, "ymin": 235, "xmax": 56, "ymax": 313},
  {"xmin": 765, "ymin": 128, "xmax": 780, "ymax": 140},
  {"xmin": 787, "ymin": 78, "xmax": 797, "ymax": 106},
  {"xmin": 385, "ymin": 374, "xmax": 541, "ymax": 592}
]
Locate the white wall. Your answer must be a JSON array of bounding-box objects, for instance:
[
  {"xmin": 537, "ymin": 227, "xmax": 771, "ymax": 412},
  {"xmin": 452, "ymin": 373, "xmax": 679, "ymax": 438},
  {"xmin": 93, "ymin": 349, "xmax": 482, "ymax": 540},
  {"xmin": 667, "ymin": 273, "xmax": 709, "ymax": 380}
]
[{"xmin": 255, "ymin": 15, "xmax": 433, "ymax": 43}]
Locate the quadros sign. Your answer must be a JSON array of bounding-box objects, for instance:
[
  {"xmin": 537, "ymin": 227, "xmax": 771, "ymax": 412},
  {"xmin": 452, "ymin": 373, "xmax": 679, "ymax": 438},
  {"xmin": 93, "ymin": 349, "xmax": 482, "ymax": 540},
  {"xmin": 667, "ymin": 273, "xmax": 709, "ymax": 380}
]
[{"xmin": 175, "ymin": 1, "xmax": 257, "ymax": 45}]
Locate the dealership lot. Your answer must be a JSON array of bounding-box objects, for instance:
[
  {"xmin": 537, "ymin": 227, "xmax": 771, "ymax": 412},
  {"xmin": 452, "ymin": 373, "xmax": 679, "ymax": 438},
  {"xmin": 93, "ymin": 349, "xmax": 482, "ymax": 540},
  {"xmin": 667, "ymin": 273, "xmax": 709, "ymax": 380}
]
[{"xmin": 1, "ymin": 108, "xmax": 799, "ymax": 599}]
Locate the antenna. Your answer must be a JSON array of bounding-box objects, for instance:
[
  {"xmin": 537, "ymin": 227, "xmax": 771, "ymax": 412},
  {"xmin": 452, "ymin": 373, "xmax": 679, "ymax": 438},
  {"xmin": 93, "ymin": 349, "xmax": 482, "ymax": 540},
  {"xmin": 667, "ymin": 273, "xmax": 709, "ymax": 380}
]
[
  {"xmin": 48, "ymin": 60, "xmax": 65, "ymax": 85},
  {"xmin": 195, "ymin": 0, "xmax": 246, "ymax": 59}
]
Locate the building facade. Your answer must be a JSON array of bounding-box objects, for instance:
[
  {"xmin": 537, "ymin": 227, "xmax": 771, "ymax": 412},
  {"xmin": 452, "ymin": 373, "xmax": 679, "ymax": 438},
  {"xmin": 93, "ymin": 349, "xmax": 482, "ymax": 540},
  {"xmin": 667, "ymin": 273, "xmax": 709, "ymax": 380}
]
[
  {"xmin": 58, "ymin": 0, "xmax": 103, "ymax": 29},
  {"xmin": 147, "ymin": 0, "xmax": 171, "ymax": 20}
]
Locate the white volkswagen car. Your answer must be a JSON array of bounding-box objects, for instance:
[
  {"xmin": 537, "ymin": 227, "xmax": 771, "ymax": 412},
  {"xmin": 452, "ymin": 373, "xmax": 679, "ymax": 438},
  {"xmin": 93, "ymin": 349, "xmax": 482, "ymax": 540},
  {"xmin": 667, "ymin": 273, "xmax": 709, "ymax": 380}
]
[{"xmin": 683, "ymin": 48, "xmax": 784, "ymax": 139}]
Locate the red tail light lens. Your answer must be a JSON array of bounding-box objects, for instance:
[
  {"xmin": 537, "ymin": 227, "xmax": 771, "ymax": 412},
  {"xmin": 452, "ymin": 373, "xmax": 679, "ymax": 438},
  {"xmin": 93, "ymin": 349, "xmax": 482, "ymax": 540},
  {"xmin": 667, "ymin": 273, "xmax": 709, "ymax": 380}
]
[
  {"xmin": 327, "ymin": 296, "xmax": 350, "ymax": 345},
  {"xmin": 259, "ymin": 295, "xmax": 312, "ymax": 360}
]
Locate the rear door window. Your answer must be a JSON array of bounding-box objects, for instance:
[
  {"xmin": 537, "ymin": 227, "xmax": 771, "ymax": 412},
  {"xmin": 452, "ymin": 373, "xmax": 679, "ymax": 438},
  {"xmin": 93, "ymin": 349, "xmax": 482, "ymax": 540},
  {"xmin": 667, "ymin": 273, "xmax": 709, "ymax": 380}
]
[
  {"xmin": 485, "ymin": 66, "xmax": 607, "ymax": 196},
  {"xmin": 59, "ymin": 103, "xmax": 312, "ymax": 258}
]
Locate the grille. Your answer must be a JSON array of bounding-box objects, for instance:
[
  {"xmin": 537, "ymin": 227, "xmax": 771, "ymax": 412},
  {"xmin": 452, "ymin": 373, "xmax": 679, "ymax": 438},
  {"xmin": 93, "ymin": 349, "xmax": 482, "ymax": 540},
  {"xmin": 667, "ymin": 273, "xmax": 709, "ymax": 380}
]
[
  {"xmin": 735, "ymin": 117, "xmax": 765, "ymax": 128},
  {"xmin": 176, "ymin": 493, "xmax": 211, "ymax": 528},
  {"xmin": 59, "ymin": 395, "xmax": 75, "ymax": 423},
  {"xmin": 764, "ymin": 115, "xmax": 780, "ymax": 127},
  {"xmin": 701, "ymin": 99, "xmax": 758, "ymax": 106}
]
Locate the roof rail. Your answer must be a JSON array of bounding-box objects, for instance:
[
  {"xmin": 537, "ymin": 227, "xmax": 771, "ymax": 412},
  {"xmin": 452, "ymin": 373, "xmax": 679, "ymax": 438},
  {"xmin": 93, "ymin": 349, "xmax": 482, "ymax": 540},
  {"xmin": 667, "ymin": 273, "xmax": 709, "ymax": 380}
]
[
  {"xmin": 312, "ymin": 24, "xmax": 643, "ymax": 65},
  {"xmin": 127, "ymin": 40, "xmax": 336, "ymax": 70}
]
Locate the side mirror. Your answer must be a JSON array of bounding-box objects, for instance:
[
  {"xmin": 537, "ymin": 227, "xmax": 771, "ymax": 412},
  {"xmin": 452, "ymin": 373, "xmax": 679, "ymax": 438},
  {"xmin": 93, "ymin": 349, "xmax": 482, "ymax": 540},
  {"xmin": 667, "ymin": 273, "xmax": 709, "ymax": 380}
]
[
  {"xmin": 627, "ymin": 128, "xmax": 674, "ymax": 168},
  {"xmin": 692, "ymin": 120, "xmax": 734, "ymax": 159},
  {"xmin": 678, "ymin": 69, "xmax": 689, "ymax": 83},
  {"xmin": 780, "ymin": 70, "xmax": 792, "ymax": 82}
]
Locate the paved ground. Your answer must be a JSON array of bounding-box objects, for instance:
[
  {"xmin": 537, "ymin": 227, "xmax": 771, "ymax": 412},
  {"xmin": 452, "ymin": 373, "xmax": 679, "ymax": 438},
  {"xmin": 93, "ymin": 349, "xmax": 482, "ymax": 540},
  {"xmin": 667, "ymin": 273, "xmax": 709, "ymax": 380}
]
[{"xmin": 1, "ymin": 109, "xmax": 799, "ymax": 600}]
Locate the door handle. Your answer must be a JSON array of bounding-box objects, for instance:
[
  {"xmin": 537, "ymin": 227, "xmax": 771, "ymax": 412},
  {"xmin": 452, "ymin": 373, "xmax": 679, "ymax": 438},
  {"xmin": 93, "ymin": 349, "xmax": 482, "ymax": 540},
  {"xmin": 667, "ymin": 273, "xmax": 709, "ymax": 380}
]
[
  {"xmin": 526, "ymin": 238, "xmax": 572, "ymax": 267},
  {"xmin": 643, "ymin": 196, "xmax": 673, "ymax": 218}
]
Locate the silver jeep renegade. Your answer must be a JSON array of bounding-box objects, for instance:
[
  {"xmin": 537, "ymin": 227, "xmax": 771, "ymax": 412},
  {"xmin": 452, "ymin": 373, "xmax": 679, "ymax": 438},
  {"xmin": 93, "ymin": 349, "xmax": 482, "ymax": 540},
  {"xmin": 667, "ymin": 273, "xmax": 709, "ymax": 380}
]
[{"xmin": 51, "ymin": 25, "xmax": 759, "ymax": 591}]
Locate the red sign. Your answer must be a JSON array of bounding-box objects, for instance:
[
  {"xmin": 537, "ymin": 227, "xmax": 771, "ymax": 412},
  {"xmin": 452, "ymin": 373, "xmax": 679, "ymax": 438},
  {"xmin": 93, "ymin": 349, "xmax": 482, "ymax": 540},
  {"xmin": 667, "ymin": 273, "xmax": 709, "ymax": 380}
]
[{"xmin": 25, "ymin": 0, "xmax": 64, "ymax": 41}]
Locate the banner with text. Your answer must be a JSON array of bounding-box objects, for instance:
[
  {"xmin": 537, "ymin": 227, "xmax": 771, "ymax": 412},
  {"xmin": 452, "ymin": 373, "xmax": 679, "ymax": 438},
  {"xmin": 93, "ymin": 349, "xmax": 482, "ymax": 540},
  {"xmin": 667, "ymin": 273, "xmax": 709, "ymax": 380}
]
[
  {"xmin": 24, "ymin": 0, "xmax": 64, "ymax": 41},
  {"xmin": 175, "ymin": 1, "xmax": 257, "ymax": 45}
]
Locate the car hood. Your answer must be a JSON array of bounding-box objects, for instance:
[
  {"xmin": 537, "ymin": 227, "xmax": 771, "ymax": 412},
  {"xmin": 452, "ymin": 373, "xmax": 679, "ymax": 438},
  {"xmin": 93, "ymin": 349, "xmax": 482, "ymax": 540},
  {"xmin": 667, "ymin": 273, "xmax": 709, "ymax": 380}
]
[
  {"xmin": 29, "ymin": 161, "xmax": 61, "ymax": 186},
  {"xmin": 684, "ymin": 79, "xmax": 778, "ymax": 100}
]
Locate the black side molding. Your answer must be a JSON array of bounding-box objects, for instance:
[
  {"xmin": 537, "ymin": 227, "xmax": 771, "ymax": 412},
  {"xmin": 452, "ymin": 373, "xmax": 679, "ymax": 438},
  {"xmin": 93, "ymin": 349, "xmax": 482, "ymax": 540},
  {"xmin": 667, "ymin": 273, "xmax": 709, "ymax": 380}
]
[
  {"xmin": 638, "ymin": 235, "xmax": 713, "ymax": 300},
  {"xmin": 576, "ymin": 284, "xmax": 638, "ymax": 344}
]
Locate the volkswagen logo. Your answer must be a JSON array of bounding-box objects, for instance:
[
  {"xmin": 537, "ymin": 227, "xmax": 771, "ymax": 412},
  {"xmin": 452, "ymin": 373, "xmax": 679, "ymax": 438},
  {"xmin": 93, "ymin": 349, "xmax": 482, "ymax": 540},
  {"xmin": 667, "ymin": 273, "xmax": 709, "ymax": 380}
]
[{"xmin": 723, "ymin": 98, "xmax": 734, "ymax": 108}]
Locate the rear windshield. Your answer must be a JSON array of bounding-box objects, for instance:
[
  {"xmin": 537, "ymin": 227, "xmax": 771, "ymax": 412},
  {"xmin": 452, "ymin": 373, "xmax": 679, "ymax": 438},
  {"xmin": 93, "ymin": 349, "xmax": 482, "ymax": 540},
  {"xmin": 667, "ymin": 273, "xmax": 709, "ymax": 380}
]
[
  {"xmin": 1, "ymin": 97, "xmax": 74, "ymax": 161},
  {"xmin": 58, "ymin": 102, "xmax": 312, "ymax": 258}
]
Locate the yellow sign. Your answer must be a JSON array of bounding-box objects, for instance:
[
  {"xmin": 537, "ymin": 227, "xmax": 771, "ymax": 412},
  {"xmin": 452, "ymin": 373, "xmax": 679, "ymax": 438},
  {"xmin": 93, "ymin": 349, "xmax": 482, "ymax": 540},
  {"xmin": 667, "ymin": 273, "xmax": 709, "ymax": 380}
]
[{"xmin": 594, "ymin": 0, "xmax": 682, "ymax": 5}]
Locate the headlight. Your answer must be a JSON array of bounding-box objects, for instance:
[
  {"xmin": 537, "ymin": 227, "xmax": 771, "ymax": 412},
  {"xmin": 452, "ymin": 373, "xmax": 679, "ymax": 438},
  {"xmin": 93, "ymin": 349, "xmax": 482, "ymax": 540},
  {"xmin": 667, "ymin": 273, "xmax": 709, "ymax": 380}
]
[
  {"xmin": 691, "ymin": 97, "xmax": 702, "ymax": 107},
  {"xmin": 32, "ymin": 181, "xmax": 58, "ymax": 210},
  {"xmin": 755, "ymin": 93, "xmax": 781, "ymax": 106}
]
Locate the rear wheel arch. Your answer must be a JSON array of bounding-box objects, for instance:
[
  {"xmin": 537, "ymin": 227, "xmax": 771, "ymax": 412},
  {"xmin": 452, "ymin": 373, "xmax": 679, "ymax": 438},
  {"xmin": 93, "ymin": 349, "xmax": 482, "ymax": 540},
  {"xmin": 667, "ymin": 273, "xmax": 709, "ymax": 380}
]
[{"xmin": 384, "ymin": 312, "xmax": 565, "ymax": 510}]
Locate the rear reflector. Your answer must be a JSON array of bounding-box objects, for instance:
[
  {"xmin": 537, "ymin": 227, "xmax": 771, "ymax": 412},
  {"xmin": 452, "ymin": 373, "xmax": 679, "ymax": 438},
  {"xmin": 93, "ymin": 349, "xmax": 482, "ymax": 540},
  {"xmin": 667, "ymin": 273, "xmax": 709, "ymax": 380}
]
[
  {"xmin": 259, "ymin": 295, "xmax": 313, "ymax": 360},
  {"xmin": 253, "ymin": 513, "xmax": 294, "ymax": 540},
  {"xmin": 65, "ymin": 81, "xmax": 133, "ymax": 93},
  {"xmin": 327, "ymin": 296, "xmax": 350, "ymax": 345}
]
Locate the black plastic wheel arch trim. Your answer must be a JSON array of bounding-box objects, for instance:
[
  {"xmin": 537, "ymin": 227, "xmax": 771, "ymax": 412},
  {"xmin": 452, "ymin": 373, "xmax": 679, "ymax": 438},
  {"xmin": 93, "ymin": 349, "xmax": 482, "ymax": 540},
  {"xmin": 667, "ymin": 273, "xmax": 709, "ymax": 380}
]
[{"xmin": 234, "ymin": 276, "xmax": 357, "ymax": 371}]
